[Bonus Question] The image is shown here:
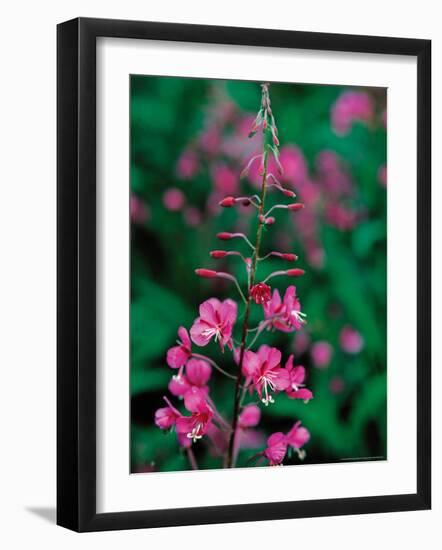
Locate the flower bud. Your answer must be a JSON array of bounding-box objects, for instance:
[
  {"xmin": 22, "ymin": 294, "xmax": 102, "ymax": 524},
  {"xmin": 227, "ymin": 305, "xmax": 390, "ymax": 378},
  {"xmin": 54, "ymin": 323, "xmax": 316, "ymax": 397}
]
[
  {"xmin": 281, "ymin": 253, "xmax": 298, "ymax": 261},
  {"xmin": 250, "ymin": 282, "xmax": 272, "ymax": 305},
  {"xmin": 219, "ymin": 196, "xmax": 236, "ymax": 207},
  {"xmin": 195, "ymin": 268, "xmax": 218, "ymax": 278},
  {"xmin": 217, "ymin": 232, "xmax": 233, "ymax": 240},
  {"xmin": 282, "ymin": 188, "xmax": 296, "ymax": 198},
  {"xmin": 210, "ymin": 250, "xmax": 228, "ymax": 259},
  {"xmin": 286, "ymin": 268, "xmax": 305, "ymax": 277},
  {"xmin": 287, "ymin": 203, "xmax": 305, "ymax": 211},
  {"xmin": 265, "ymin": 216, "xmax": 276, "ymax": 225}
]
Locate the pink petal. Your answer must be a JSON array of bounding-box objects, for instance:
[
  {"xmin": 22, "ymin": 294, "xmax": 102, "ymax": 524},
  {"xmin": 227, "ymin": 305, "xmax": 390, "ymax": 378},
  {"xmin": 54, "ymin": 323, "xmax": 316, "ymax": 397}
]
[
  {"xmin": 266, "ymin": 347, "xmax": 282, "ymax": 370},
  {"xmin": 242, "ymin": 350, "xmax": 261, "ymax": 377},
  {"xmin": 219, "ymin": 299, "xmax": 238, "ymax": 327},
  {"xmin": 287, "ymin": 388, "xmax": 313, "ymax": 401},
  {"xmin": 183, "ymin": 387, "xmax": 207, "ymax": 413},
  {"xmin": 186, "ymin": 358, "xmax": 212, "ymax": 386},
  {"xmin": 199, "ymin": 298, "xmax": 220, "ymax": 324},
  {"xmin": 239, "ymin": 404, "xmax": 261, "ymax": 428},
  {"xmin": 291, "ymin": 365, "xmax": 306, "ymax": 386},
  {"xmin": 287, "ymin": 422, "xmax": 310, "ymax": 449},
  {"xmin": 177, "ymin": 432, "xmax": 191, "ymax": 448},
  {"xmin": 176, "ymin": 416, "xmax": 193, "ymax": 435},
  {"xmin": 190, "ymin": 319, "xmax": 213, "ymax": 347},
  {"xmin": 168, "ymin": 375, "xmax": 191, "ymax": 397},
  {"xmin": 166, "ymin": 345, "xmax": 189, "ymax": 369},
  {"xmin": 285, "ymin": 354, "xmax": 294, "ymax": 371},
  {"xmin": 178, "ymin": 326, "xmax": 191, "ymax": 350},
  {"xmin": 273, "ymin": 367, "xmax": 291, "ymax": 390}
]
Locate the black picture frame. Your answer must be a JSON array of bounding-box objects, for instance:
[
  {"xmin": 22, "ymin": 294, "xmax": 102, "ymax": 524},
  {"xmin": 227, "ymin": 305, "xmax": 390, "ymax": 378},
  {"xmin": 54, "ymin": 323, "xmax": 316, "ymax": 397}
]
[{"xmin": 57, "ymin": 17, "xmax": 431, "ymax": 532}]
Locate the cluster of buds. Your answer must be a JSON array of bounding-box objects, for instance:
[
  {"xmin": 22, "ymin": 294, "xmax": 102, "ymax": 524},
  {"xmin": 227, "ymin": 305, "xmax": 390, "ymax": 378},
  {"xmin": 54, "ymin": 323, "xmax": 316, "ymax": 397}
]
[{"xmin": 155, "ymin": 82, "xmax": 312, "ymax": 471}]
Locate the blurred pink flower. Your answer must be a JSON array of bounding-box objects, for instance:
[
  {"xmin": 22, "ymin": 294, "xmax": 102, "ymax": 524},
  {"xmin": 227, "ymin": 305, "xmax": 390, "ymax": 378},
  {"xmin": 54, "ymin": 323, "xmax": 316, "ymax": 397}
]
[
  {"xmin": 199, "ymin": 127, "xmax": 221, "ymax": 155},
  {"xmin": 340, "ymin": 326, "xmax": 364, "ymax": 354},
  {"xmin": 286, "ymin": 421, "xmax": 310, "ymax": 454},
  {"xmin": 279, "ymin": 145, "xmax": 308, "ymax": 185},
  {"xmin": 329, "ymin": 376, "xmax": 345, "ymax": 394},
  {"xmin": 331, "ymin": 90, "xmax": 374, "ymax": 135},
  {"xmin": 183, "ymin": 206, "xmax": 203, "ymax": 227},
  {"xmin": 130, "ymin": 194, "xmax": 149, "ymax": 224},
  {"xmin": 212, "ymin": 164, "xmax": 238, "ymax": 195},
  {"xmin": 293, "ymin": 331, "xmax": 311, "ymax": 355},
  {"xmin": 264, "ymin": 432, "xmax": 288, "ymax": 466},
  {"xmin": 190, "ymin": 298, "xmax": 237, "ymax": 350},
  {"xmin": 378, "ymin": 164, "xmax": 387, "ymax": 187},
  {"xmin": 163, "ymin": 188, "xmax": 185, "ymax": 211},
  {"xmin": 239, "ymin": 404, "xmax": 261, "ymax": 428},
  {"xmin": 311, "ymin": 341, "xmax": 333, "ymax": 369},
  {"xmin": 325, "ymin": 203, "xmax": 358, "ymax": 230},
  {"xmin": 176, "ymin": 149, "xmax": 199, "ymax": 179}
]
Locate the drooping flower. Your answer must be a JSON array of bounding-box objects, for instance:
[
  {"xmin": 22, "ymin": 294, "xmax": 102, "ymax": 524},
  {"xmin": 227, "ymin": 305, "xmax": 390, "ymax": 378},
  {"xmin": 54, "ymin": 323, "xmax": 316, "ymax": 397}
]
[
  {"xmin": 263, "ymin": 285, "xmax": 306, "ymax": 332},
  {"xmin": 311, "ymin": 341, "xmax": 333, "ymax": 369},
  {"xmin": 190, "ymin": 298, "xmax": 237, "ymax": 350},
  {"xmin": 167, "ymin": 327, "xmax": 192, "ymax": 369},
  {"xmin": 242, "ymin": 345, "xmax": 290, "ymax": 405},
  {"xmin": 250, "ymin": 282, "xmax": 272, "ymax": 305},
  {"xmin": 284, "ymin": 355, "xmax": 313, "ymax": 402},
  {"xmin": 154, "ymin": 397, "xmax": 180, "ymax": 430},
  {"xmin": 185, "ymin": 358, "xmax": 212, "ymax": 387},
  {"xmin": 168, "ymin": 373, "xmax": 191, "ymax": 397},
  {"xmin": 340, "ymin": 326, "xmax": 364, "ymax": 354},
  {"xmin": 176, "ymin": 387, "xmax": 214, "ymax": 443},
  {"xmin": 264, "ymin": 432, "xmax": 288, "ymax": 465},
  {"xmin": 286, "ymin": 421, "xmax": 310, "ymax": 459}
]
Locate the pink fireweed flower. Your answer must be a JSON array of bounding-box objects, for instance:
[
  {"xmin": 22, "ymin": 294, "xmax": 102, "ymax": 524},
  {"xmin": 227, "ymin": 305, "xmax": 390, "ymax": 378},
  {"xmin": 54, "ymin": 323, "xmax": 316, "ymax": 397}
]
[
  {"xmin": 190, "ymin": 298, "xmax": 237, "ymax": 351},
  {"xmin": 176, "ymin": 387, "xmax": 214, "ymax": 443},
  {"xmin": 167, "ymin": 327, "xmax": 192, "ymax": 369},
  {"xmin": 212, "ymin": 164, "xmax": 238, "ymax": 195},
  {"xmin": 264, "ymin": 432, "xmax": 288, "ymax": 465},
  {"xmin": 284, "ymin": 355, "xmax": 313, "ymax": 402},
  {"xmin": 250, "ymin": 282, "xmax": 272, "ymax": 305},
  {"xmin": 329, "ymin": 376, "xmax": 345, "ymax": 394},
  {"xmin": 340, "ymin": 326, "xmax": 364, "ymax": 354},
  {"xmin": 242, "ymin": 345, "xmax": 290, "ymax": 405},
  {"xmin": 239, "ymin": 404, "xmax": 261, "ymax": 428},
  {"xmin": 155, "ymin": 400, "xmax": 180, "ymax": 430},
  {"xmin": 176, "ymin": 149, "xmax": 199, "ymax": 180},
  {"xmin": 331, "ymin": 90, "xmax": 374, "ymax": 135},
  {"xmin": 263, "ymin": 286, "xmax": 306, "ymax": 333},
  {"xmin": 286, "ymin": 421, "xmax": 310, "ymax": 459},
  {"xmin": 163, "ymin": 188, "xmax": 185, "ymax": 211},
  {"xmin": 311, "ymin": 341, "xmax": 333, "ymax": 369}
]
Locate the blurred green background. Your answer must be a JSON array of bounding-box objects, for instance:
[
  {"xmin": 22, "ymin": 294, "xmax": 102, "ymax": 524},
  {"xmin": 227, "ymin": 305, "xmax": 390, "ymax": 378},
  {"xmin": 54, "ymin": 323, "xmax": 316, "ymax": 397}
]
[{"xmin": 130, "ymin": 75, "xmax": 387, "ymax": 473}]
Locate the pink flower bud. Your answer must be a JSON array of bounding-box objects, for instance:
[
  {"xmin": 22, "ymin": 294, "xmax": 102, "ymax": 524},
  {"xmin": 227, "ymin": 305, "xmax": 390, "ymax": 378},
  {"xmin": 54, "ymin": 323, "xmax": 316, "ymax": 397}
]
[
  {"xmin": 210, "ymin": 250, "xmax": 228, "ymax": 259},
  {"xmin": 281, "ymin": 253, "xmax": 298, "ymax": 261},
  {"xmin": 195, "ymin": 268, "xmax": 218, "ymax": 278},
  {"xmin": 287, "ymin": 203, "xmax": 305, "ymax": 211},
  {"xmin": 219, "ymin": 196, "xmax": 236, "ymax": 207},
  {"xmin": 265, "ymin": 217, "xmax": 275, "ymax": 225},
  {"xmin": 286, "ymin": 268, "xmax": 305, "ymax": 277},
  {"xmin": 217, "ymin": 232, "xmax": 233, "ymax": 240},
  {"xmin": 282, "ymin": 188, "xmax": 296, "ymax": 198}
]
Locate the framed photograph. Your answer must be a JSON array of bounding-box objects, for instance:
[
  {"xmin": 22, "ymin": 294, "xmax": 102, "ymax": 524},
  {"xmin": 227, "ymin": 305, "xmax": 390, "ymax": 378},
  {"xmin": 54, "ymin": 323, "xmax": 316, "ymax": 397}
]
[{"xmin": 57, "ymin": 17, "xmax": 431, "ymax": 532}]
